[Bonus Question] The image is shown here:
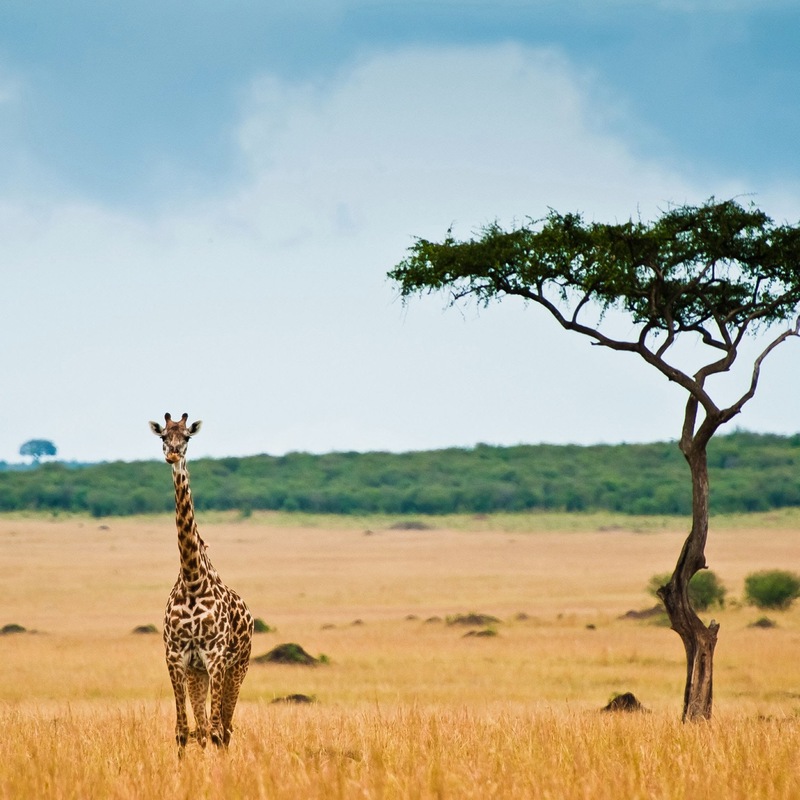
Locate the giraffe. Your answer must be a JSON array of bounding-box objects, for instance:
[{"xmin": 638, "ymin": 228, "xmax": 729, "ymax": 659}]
[{"xmin": 149, "ymin": 412, "xmax": 253, "ymax": 755}]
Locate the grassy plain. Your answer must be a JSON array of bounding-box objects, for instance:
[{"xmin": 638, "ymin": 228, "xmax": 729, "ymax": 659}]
[{"xmin": 1, "ymin": 511, "xmax": 799, "ymax": 798}]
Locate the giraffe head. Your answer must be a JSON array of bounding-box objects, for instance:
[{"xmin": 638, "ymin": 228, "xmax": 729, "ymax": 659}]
[{"xmin": 149, "ymin": 412, "xmax": 202, "ymax": 464}]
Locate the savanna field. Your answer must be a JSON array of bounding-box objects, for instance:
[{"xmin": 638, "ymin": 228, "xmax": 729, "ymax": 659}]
[{"xmin": 1, "ymin": 511, "xmax": 799, "ymax": 799}]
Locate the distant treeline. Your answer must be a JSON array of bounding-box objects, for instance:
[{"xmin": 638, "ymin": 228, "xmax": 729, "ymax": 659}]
[{"xmin": 1, "ymin": 431, "xmax": 799, "ymax": 517}]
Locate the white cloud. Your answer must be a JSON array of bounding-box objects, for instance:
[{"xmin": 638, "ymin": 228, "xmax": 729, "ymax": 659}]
[
  {"xmin": 235, "ymin": 45, "xmax": 701, "ymax": 238},
  {"xmin": 1, "ymin": 43, "xmax": 798, "ymax": 463}
]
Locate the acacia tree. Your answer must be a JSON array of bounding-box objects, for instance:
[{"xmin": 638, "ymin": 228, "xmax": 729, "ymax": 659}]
[
  {"xmin": 19, "ymin": 439, "xmax": 57, "ymax": 464},
  {"xmin": 388, "ymin": 198, "xmax": 800, "ymax": 721}
]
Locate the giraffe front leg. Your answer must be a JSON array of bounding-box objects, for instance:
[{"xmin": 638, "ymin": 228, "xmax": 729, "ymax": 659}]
[
  {"xmin": 186, "ymin": 667, "xmax": 210, "ymax": 749},
  {"xmin": 167, "ymin": 662, "xmax": 190, "ymax": 756}
]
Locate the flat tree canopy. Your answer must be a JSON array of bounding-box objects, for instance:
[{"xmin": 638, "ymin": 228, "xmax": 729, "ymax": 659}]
[
  {"xmin": 389, "ymin": 198, "xmax": 800, "ymax": 720},
  {"xmin": 19, "ymin": 439, "xmax": 57, "ymax": 463},
  {"xmin": 391, "ymin": 199, "xmax": 800, "ymax": 358}
]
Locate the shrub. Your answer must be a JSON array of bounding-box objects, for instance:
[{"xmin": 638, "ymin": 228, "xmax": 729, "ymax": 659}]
[
  {"xmin": 446, "ymin": 613, "xmax": 501, "ymax": 626},
  {"xmin": 389, "ymin": 520, "xmax": 433, "ymax": 531},
  {"xmin": 647, "ymin": 570, "xmax": 726, "ymax": 611},
  {"xmin": 131, "ymin": 624, "xmax": 158, "ymax": 635},
  {"xmin": 748, "ymin": 616, "xmax": 777, "ymax": 629},
  {"xmin": 0, "ymin": 623, "xmax": 26, "ymax": 635},
  {"xmin": 744, "ymin": 570, "xmax": 800, "ymax": 610},
  {"xmin": 270, "ymin": 693, "xmax": 316, "ymax": 704},
  {"xmin": 686, "ymin": 570, "xmax": 727, "ymax": 611},
  {"xmin": 602, "ymin": 692, "xmax": 647, "ymax": 713},
  {"xmin": 253, "ymin": 642, "xmax": 319, "ymax": 666}
]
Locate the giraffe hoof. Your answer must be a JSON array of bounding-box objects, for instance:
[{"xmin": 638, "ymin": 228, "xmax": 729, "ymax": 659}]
[
  {"xmin": 188, "ymin": 729, "xmax": 208, "ymax": 748},
  {"xmin": 210, "ymin": 731, "xmax": 225, "ymax": 748}
]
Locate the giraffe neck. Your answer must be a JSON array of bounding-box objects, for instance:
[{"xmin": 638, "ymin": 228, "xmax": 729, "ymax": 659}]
[{"xmin": 171, "ymin": 458, "xmax": 209, "ymax": 590}]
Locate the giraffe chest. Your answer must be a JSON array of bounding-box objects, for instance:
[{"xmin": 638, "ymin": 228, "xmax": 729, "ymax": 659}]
[{"xmin": 164, "ymin": 581, "xmax": 232, "ymax": 662}]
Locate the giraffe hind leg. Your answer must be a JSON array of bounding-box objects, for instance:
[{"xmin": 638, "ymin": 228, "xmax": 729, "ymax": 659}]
[
  {"xmin": 220, "ymin": 652, "xmax": 251, "ymax": 746},
  {"xmin": 206, "ymin": 660, "xmax": 229, "ymax": 748},
  {"xmin": 220, "ymin": 671, "xmax": 240, "ymax": 746}
]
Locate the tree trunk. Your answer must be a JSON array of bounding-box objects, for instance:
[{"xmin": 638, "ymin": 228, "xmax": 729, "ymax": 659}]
[{"xmin": 657, "ymin": 444, "xmax": 719, "ymax": 721}]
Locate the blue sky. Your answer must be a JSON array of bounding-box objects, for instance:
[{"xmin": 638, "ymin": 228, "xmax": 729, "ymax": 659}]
[{"xmin": 1, "ymin": 1, "xmax": 799, "ymax": 463}]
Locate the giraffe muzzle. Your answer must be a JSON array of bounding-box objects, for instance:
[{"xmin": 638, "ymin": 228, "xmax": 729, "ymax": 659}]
[{"xmin": 165, "ymin": 452, "xmax": 181, "ymax": 464}]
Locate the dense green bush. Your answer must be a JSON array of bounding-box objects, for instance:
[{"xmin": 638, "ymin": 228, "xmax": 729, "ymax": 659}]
[
  {"xmin": 0, "ymin": 431, "xmax": 798, "ymax": 517},
  {"xmin": 648, "ymin": 570, "xmax": 727, "ymax": 611},
  {"xmin": 744, "ymin": 570, "xmax": 800, "ymax": 610}
]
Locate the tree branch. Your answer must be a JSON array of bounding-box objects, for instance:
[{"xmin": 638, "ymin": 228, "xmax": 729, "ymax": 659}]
[{"xmin": 719, "ymin": 317, "xmax": 800, "ymax": 423}]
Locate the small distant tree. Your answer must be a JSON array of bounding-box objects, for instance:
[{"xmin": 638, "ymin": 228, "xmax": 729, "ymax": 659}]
[
  {"xmin": 389, "ymin": 198, "xmax": 800, "ymax": 721},
  {"xmin": 19, "ymin": 439, "xmax": 57, "ymax": 464}
]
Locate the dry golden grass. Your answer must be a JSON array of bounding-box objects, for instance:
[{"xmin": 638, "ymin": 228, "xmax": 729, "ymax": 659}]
[
  {"xmin": 1, "ymin": 511, "xmax": 799, "ymax": 798},
  {"xmin": 2, "ymin": 702, "xmax": 799, "ymax": 800}
]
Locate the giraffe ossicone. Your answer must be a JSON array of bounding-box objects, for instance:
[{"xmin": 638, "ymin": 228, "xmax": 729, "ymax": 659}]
[{"xmin": 150, "ymin": 412, "xmax": 254, "ymax": 755}]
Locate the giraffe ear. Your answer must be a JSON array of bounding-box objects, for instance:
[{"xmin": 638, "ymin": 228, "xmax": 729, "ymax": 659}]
[
  {"xmin": 188, "ymin": 420, "xmax": 202, "ymax": 436},
  {"xmin": 149, "ymin": 421, "xmax": 164, "ymax": 436}
]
